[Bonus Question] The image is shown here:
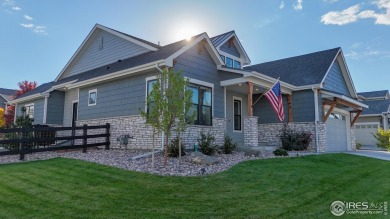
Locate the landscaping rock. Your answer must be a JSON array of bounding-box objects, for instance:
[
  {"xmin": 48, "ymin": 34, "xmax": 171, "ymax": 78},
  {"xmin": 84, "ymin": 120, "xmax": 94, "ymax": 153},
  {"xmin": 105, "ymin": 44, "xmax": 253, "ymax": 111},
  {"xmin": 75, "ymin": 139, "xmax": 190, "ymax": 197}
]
[
  {"xmin": 188, "ymin": 151, "xmax": 220, "ymax": 165},
  {"xmin": 236, "ymin": 147, "xmax": 261, "ymax": 157}
]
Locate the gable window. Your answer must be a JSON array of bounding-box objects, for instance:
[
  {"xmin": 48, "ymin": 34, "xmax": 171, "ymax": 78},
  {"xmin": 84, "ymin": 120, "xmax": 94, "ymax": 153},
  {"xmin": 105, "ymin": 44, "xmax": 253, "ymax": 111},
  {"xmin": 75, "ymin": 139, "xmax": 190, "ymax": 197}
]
[
  {"xmin": 233, "ymin": 98, "xmax": 242, "ymax": 131},
  {"xmin": 233, "ymin": 60, "xmax": 241, "ymax": 69},
  {"xmin": 187, "ymin": 83, "xmax": 212, "ymax": 126},
  {"xmin": 24, "ymin": 104, "xmax": 34, "ymax": 118},
  {"xmin": 226, "ymin": 57, "xmax": 233, "ymax": 68},
  {"xmin": 220, "ymin": 55, "xmax": 225, "ymax": 62},
  {"xmin": 88, "ymin": 89, "xmax": 97, "ymax": 106},
  {"xmin": 146, "ymin": 78, "xmax": 157, "ymax": 113}
]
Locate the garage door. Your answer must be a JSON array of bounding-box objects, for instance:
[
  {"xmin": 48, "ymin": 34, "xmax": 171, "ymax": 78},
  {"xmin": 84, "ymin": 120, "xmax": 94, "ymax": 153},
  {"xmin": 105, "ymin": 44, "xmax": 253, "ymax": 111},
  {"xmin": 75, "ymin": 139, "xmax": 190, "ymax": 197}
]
[
  {"xmin": 354, "ymin": 123, "xmax": 379, "ymax": 146},
  {"xmin": 326, "ymin": 113, "xmax": 348, "ymax": 152}
]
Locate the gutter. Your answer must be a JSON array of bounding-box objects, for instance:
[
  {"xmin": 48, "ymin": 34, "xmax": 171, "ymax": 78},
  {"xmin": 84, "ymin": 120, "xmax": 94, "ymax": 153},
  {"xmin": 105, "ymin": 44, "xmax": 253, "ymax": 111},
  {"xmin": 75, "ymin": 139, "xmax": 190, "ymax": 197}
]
[
  {"xmin": 8, "ymin": 93, "xmax": 44, "ymax": 105},
  {"xmin": 312, "ymin": 87, "xmax": 320, "ymax": 153}
]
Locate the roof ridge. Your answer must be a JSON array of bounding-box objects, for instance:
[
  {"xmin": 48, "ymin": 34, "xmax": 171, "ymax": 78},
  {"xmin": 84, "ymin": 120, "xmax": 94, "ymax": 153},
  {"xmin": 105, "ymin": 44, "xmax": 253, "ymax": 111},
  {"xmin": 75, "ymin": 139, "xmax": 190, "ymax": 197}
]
[
  {"xmin": 210, "ymin": 30, "xmax": 235, "ymax": 39},
  {"xmin": 246, "ymin": 47, "xmax": 341, "ymax": 67}
]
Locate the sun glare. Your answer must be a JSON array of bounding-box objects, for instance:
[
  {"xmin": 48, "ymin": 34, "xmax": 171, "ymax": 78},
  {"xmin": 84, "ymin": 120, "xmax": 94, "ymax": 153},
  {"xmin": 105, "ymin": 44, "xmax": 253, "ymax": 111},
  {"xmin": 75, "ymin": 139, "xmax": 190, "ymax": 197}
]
[{"xmin": 176, "ymin": 27, "xmax": 199, "ymax": 41}]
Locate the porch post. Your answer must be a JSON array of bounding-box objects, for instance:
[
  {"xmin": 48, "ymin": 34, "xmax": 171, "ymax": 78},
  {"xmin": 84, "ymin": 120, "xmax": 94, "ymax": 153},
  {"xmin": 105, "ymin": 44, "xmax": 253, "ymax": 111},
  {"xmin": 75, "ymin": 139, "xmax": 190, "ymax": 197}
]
[
  {"xmin": 287, "ymin": 94, "xmax": 292, "ymax": 123},
  {"xmin": 247, "ymin": 82, "xmax": 253, "ymax": 116}
]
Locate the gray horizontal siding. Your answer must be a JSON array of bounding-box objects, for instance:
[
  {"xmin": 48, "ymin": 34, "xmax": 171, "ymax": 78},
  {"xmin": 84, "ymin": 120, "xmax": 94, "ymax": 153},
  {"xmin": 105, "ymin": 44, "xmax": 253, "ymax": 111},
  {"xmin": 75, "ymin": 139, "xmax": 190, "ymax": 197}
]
[
  {"xmin": 253, "ymin": 94, "xmax": 289, "ymax": 123},
  {"xmin": 323, "ymin": 61, "xmax": 351, "ymax": 97},
  {"xmin": 63, "ymin": 89, "xmax": 79, "ymax": 127},
  {"xmin": 226, "ymin": 90, "xmax": 247, "ymax": 147},
  {"xmin": 220, "ymin": 41, "xmax": 240, "ymax": 58},
  {"xmin": 174, "ymin": 44, "xmax": 225, "ymax": 118},
  {"xmin": 78, "ymin": 70, "xmax": 159, "ymax": 120},
  {"xmin": 60, "ymin": 29, "xmax": 151, "ymax": 80},
  {"xmin": 47, "ymin": 91, "xmax": 65, "ymax": 125},
  {"xmin": 16, "ymin": 98, "xmax": 45, "ymax": 125},
  {"xmin": 356, "ymin": 116, "xmax": 381, "ymax": 124},
  {"xmin": 291, "ymin": 90, "xmax": 315, "ymax": 122}
]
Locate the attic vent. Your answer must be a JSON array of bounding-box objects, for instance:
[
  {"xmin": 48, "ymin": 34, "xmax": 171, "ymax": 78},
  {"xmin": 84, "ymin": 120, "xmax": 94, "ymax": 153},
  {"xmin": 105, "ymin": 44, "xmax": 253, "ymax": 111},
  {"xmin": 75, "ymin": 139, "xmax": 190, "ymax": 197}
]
[
  {"xmin": 98, "ymin": 37, "xmax": 104, "ymax": 50},
  {"xmin": 106, "ymin": 66, "xmax": 110, "ymax": 70},
  {"xmin": 117, "ymin": 59, "xmax": 122, "ymax": 62}
]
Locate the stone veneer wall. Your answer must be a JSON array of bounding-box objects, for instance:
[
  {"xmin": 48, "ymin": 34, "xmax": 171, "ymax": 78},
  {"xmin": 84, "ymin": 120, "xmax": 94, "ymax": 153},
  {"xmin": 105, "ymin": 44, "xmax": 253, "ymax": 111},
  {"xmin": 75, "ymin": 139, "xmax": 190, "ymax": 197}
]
[
  {"xmin": 244, "ymin": 117, "xmax": 259, "ymax": 147},
  {"xmin": 76, "ymin": 116, "xmax": 226, "ymax": 149},
  {"xmin": 350, "ymin": 126, "xmax": 356, "ymax": 151},
  {"xmin": 258, "ymin": 122, "xmax": 327, "ymax": 152}
]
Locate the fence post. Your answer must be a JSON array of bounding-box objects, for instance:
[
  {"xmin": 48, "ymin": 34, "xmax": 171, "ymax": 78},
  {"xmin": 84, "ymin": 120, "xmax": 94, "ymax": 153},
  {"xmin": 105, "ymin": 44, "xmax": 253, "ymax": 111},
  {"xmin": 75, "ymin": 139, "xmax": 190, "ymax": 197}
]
[
  {"xmin": 19, "ymin": 130, "xmax": 26, "ymax": 160},
  {"xmin": 105, "ymin": 123, "xmax": 110, "ymax": 150},
  {"xmin": 82, "ymin": 124, "xmax": 87, "ymax": 153}
]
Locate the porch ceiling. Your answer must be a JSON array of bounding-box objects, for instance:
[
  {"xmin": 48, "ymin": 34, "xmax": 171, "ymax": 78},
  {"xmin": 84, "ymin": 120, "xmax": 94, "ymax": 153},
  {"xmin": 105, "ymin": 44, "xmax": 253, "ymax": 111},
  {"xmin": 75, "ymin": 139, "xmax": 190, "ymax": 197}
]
[{"xmin": 221, "ymin": 76, "xmax": 293, "ymax": 94}]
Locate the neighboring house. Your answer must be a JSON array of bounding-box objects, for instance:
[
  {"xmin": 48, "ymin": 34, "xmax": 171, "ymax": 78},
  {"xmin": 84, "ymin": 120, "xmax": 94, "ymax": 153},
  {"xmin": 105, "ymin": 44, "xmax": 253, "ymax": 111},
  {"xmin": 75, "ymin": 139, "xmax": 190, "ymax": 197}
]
[
  {"xmin": 0, "ymin": 88, "xmax": 17, "ymax": 113},
  {"xmin": 354, "ymin": 90, "xmax": 390, "ymax": 146},
  {"xmin": 8, "ymin": 24, "xmax": 367, "ymax": 152}
]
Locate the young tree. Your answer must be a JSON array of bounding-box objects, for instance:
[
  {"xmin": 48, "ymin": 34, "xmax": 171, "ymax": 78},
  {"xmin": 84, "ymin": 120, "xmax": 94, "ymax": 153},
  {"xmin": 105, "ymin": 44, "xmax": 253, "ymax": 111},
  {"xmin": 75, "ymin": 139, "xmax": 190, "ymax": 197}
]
[
  {"xmin": 3, "ymin": 80, "xmax": 37, "ymax": 127},
  {"xmin": 143, "ymin": 68, "xmax": 193, "ymax": 166},
  {"xmin": 373, "ymin": 128, "xmax": 390, "ymax": 151},
  {"xmin": 0, "ymin": 108, "xmax": 5, "ymax": 128}
]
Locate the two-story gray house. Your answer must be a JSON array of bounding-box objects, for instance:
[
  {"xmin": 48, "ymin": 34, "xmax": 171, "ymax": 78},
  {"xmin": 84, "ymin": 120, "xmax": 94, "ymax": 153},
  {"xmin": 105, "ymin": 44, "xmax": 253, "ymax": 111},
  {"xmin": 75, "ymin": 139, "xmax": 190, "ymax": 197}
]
[
  {"xmin": 8, "ymin": 24, "xmax": 367, "ymax": 152},
  {"xmin": 0, "ymin": 88, "xmax": 17, "ymax": 113}
]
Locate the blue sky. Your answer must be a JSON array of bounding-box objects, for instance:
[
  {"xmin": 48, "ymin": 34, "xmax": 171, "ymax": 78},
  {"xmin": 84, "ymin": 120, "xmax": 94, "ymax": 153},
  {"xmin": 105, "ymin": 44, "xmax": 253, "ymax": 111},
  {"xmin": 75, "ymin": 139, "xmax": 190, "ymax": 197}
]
[{"xmin": 0, "ymin": 0, "xmax": 389, "ymax": 92}]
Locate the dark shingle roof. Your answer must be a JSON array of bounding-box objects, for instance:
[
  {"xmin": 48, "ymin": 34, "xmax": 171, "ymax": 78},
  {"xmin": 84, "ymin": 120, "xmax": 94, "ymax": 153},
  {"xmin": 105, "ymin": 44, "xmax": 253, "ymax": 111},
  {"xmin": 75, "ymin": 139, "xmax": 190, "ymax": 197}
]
[
  {"xmin": 244, "ymin": 47, "xmax": 340, "ymax": 86},
  {"xmin": 358, "ymin": 90, "xmax": 389, "ymax": 98},
  {"xmin": 105, "ymin": 26, "xmax": 160, "ymax": 49},
  {"xmin": 362, "ymin": 99, "xmax": 390, "ymax": 115},
  {"xmin": 0, "ymin": 88, "xmax": 17, "ymax": 101},
  {"xmin": 16, "ymin": 82, "xmax": 54, "ymax": 100},
  {"xmin": 210, "ymin": 30, "xmax": 235, "ymax": 47}
]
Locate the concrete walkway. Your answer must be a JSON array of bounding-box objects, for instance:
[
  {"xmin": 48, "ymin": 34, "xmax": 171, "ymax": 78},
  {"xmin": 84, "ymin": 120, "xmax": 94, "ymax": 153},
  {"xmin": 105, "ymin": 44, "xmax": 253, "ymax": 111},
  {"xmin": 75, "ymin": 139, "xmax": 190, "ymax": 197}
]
[{"xmin": 346, "ymin": 150, "xmax": 390, "ymax": 161}]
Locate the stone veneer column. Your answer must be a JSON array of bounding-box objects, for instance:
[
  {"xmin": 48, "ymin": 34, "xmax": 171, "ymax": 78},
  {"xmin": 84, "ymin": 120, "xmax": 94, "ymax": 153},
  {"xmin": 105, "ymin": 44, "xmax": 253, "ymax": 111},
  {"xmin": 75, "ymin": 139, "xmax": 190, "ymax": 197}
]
[
  {"xmin": 350, "ymin": 126, "xmax": 356, "ymax": 151},
  {"xmin": 244, "ymin": 116, "xmax": 258, "ymax": 148}
]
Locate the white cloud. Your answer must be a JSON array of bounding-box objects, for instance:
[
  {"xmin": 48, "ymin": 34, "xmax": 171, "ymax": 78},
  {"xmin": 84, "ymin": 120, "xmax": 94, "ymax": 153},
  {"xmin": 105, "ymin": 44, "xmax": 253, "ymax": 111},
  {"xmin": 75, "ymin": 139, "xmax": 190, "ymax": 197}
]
[
  {"xmin": 294, "ymin": 0, "xmax": 303, "ymax": 10},
  {"xmin": 33, "ymin": 25, "xmax": 47, "ymax": 34},
  {"xmin": 321, "ymin": 4, "xmax": 361, "ymax": 25},
  {"xmin": 24, "ymin": 14, "xmax": 33, "ymax": 20},
  {"xmin": 11, "ymin": 6, "xmax": 21, "ymax": 11},
  {"xmin": 323, "ymin": 0, "xmax": 339, "ymax": 3},
  {"xmin": 20, "ymin": 23, "xmax": 34, "ymax": 28},
  {"xmin": 321, "ymin": 0, "xmax": 390, "ymax": 26},
  {"xmin": 345, "ymin": 45, "xmax": 390, "ymax": 60},
  {"xmin": 280, "ymin": 1, "xmax": 285, "ymax": 9}
]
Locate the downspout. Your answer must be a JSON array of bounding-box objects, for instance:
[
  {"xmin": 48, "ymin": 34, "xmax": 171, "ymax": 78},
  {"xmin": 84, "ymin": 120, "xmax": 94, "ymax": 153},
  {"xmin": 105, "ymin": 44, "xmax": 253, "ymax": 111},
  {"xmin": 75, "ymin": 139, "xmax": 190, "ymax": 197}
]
[
  {"xmin": 312, "ymin": 87, "xmax": 319, "ymax": 153},
  {"xmin": 155, "ymin": 64, "xmax": 164, "ymax": 150}
]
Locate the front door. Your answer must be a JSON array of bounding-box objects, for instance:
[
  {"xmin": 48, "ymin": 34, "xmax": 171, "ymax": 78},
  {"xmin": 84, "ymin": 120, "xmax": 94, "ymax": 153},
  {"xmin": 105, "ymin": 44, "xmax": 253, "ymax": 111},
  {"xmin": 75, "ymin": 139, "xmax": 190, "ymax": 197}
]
[{"xmin": 72, "ymin": 102, "xmax": 78, "ymax": 127}]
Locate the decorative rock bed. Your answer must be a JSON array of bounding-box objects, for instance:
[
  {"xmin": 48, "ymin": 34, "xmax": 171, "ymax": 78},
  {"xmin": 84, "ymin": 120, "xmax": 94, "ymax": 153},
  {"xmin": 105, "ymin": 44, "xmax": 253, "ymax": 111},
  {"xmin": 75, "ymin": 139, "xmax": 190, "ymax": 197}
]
[{"xmin": 0, "ymin": 149, "xmax": 277, "ymax": 176}]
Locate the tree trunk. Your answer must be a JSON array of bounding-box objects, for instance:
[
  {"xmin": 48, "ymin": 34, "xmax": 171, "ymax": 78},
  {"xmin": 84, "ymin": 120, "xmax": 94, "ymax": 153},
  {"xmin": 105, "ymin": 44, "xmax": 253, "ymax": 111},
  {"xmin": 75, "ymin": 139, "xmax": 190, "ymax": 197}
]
[{"xmin": 164, "ymin": 132, "xmax": 169, "ymax": 166}]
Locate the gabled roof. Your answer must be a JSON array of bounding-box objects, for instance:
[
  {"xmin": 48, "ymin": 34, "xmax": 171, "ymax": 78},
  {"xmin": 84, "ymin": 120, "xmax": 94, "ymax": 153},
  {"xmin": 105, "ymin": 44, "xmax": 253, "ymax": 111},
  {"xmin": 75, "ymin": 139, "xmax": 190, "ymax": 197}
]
[
  {"xmin": 0, "ymin": 88, "xmax": 17, "ymax": 101},
  {"xmin": 244, "ymin": 47, "xmax": 341, "ymax": 86},
  {"xmin": 358, "ymin": 90, "xmax": 389, "ymax": 98},
  {"xmin": 210, "ymin": 30, "xmax": 251, "ymax": 65},
  {"xmin": 54, "ymin": 24, "xmax": 159, "ymax": 82},
  {"xmin": 16, "ymin": 82, "xmax": 54, "ymax": 100},
  {"xmin": 361, "ymin": 99, "xmax": 390, "ymax": 115},
  {"xmin": 210, "ymin": 30, "xmax": 235, "ymax": 47}
]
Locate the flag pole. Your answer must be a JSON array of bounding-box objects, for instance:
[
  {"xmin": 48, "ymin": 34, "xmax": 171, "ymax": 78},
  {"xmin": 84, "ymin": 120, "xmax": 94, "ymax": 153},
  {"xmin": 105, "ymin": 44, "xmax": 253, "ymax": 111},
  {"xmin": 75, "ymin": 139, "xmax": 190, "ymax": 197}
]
[{"xmin": 251, "ymin": 77, "xmax": 280, "ymax": 107}]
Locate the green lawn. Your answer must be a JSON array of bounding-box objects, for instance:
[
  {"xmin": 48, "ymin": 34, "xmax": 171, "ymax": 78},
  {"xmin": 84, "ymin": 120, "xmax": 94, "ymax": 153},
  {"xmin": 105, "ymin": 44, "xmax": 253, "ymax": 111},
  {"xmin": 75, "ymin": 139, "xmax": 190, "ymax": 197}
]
[{"xmin": 0, "ymin": 154, "xmax": 389, "ymax": 218}]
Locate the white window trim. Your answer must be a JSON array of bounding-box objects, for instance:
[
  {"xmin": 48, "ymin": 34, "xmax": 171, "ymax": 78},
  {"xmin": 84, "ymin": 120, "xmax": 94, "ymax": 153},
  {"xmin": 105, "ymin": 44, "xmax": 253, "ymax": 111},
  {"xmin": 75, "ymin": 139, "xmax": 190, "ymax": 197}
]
[
  {"xmin": 233, "ymin": 96, "xmax": 242, "ymax": 132},
  {"xmin": 145, "ymin": 75, "xmax": 158, "ymax": 112},
  {"xmin": 187, "ymin": 77, "xmax": 214, "ymax": 117},
  {"xmin": 24, "ymin": 103, "xmax": 34, "ymax": 119},
  {"xmin": 88, "ymin": 89, "xmax": 97, "ymax": 106},
  {"xmin": 219, "ymin": 51, "xmax": 244, "ymax": 69}
]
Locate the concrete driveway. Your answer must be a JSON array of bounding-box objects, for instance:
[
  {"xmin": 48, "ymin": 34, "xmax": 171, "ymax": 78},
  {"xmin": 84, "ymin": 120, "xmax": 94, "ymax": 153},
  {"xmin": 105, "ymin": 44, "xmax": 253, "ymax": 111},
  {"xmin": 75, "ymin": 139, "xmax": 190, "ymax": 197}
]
[{"xmin": 346, "ymin": 150, "xmax": 390, "ymax": 161}]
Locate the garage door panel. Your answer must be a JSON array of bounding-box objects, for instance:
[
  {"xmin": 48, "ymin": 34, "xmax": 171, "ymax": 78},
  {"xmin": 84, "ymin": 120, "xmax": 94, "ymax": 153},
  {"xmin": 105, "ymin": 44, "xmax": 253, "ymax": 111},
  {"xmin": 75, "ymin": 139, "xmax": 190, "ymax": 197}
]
[
  {"xmin": 326, "ymin": 114, "xmax": 348, "ymax": 152},
  {"xmin": 354, "ymin": 124, "xmax": 379, "ymax": 146}
]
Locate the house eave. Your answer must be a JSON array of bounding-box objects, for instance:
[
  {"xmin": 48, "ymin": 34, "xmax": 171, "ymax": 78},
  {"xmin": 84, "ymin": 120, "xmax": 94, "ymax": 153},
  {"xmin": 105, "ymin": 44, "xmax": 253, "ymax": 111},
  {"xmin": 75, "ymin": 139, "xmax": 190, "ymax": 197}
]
[
  {"xmin": 8, "ymin": 93, "xmax": 44, "ymax": 105},
  {"xmin": 321, "ymin": 90, "xmax": 368, "ymax": 108}
]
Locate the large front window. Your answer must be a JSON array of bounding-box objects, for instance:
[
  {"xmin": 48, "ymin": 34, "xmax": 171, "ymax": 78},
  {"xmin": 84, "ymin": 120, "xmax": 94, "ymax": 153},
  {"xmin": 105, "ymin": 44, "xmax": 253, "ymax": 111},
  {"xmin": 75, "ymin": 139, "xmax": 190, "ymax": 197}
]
[
  {"xmin": 24, "ymin": 104, "xmax": 34, "ymax": 118},
  {"xmin": 233, "ymin": 99, "xmax": 242, "ymax": 131},
  {"xmin": 187, "ymin": 84, "xmax": 212, "ymax": 126},
  {"xmin": 147, "ymin": 79, "xmax": 157, "ymax": 113}
]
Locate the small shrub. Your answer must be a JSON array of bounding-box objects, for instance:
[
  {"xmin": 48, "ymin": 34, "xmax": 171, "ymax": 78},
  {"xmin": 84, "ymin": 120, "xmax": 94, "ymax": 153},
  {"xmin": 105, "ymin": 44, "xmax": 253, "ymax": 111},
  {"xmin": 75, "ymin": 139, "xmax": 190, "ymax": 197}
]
[
  {"xmin": 198, "ymin": 131, "xmax": 218, "ymax": 155},
  {"xmin": 222, "ymin": 135, "xmax": 237, "ymax": 154},
  {"xmin": 356, "ymin": 142, "xmax": 362, "ymax": 150},
  {"xmin": 168, "ymin": 137, "xmax": 185, "ymax": 157},
  {"xmin": 273, "ymin": 148, "xmax": 288, "ymax": 156},
  {"xmin": 373, "ymin": 128, "xmax": 390, "ymax": 151},
  {"xmin": 279, "ymin": 124, "xmax": 312, "ymax": 151}
]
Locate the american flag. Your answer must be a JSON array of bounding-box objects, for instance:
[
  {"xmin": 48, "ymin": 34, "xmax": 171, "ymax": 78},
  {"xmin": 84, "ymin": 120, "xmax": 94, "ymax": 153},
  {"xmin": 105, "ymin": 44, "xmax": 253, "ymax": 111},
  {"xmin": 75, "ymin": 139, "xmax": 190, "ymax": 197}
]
[{"xmin": 264, "ymin": 81, "xmax": 284, "ymax": 122}]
